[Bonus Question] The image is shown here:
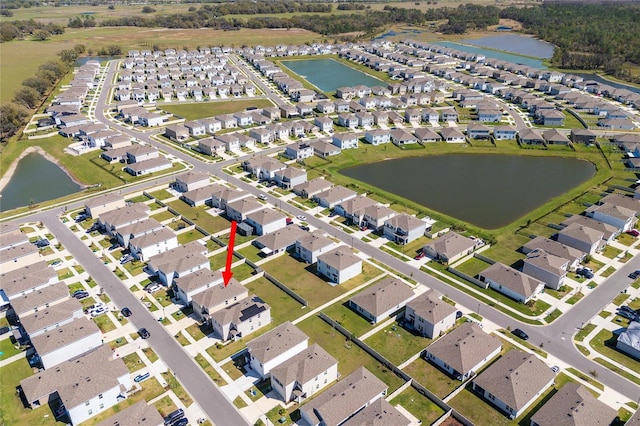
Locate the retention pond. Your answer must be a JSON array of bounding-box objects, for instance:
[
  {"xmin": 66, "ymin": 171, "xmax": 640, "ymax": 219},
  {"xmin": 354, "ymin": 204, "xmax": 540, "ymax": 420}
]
[{"xmin": 341, "ymin": 154, "xmax": 595, "ymax": 229}]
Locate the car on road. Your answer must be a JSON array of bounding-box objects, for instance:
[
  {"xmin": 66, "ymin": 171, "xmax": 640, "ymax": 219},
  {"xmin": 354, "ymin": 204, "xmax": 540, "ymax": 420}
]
[
  {"xmin": 511, "ymin": 328, "xmax": 529, "ymax": 340},
  {"xmin": 629, "ymin": 270, "xmax": 640, "ymax": 279},
  {"xmin": 121, "ymin": 307, "xmax": 132, "ymax": 317},
  {"xmin": 296, "ymin": 215, "xmax": 307, "ymax": 221},
  {"xmin": 258, "ymin": 194, "xmax": 268, "ymax": 201},
  {"xmin": 551, "ymin": 366, "xmax": 560, "ymax": 373},
  {"xmin": 138, "ymin": 328, "xmax": 150, "ymax": 339}
]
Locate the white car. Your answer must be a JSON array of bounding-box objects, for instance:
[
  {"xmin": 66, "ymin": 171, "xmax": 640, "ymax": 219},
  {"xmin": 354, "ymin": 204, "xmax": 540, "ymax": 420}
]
[
  {"xmin": 296, "ymin": 215, "xmax": 307, "ymax": 221},
  {"xmin": 258, "ymin": 194, "xmax": 268, "ymax": 201}
]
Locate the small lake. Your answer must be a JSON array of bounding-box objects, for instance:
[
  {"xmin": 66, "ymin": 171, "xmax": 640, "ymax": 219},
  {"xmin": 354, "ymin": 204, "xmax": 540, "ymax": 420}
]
[
  {"xmin": 341, "ymin": 154, "xmax": 595, "ymax": 229},
  {"xmin": 462, "ymin": 34, "xmax": 554, "ymax": 59},
  {"xmin": 281, "ymin": 58, "xmax": 383, "ymax": 93},
  {"xmin": 571, "ymin": 73, "xmax": 640, "ymax": 95},
  {"xmin": 434, "ymin": 41, "xmax": 547, "ymax": 69},
  {"xmin": 0, "ymin": 153, "xmax": 81, "ymax": 212}
]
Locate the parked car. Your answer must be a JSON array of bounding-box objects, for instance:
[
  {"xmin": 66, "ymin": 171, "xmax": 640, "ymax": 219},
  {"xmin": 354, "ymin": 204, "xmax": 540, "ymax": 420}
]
[
  {"xmin": 138, "ymin": 328, "xmax": 150, "ymax": 339},
  {"xmin": 171, "ymin": 418, "xmax": 189, "ymax": 426},
  {"xmin": 73, "ymin": 291, "xmax": 90, "ymax": 300},
  {"xmin": 90, "ymin": 307, "xmax": 107, "ymax": 317},
  {"xmin": 299, "ymin": 225, "xmax": 310, "ymax": 232},
  {"xmin": 0, "ymin": 326, "xmax": 10, "ymax": 335},
  {"xmin": 286, "ymin": 217, "xmax": 293, "ymax": 225},
  {"xmin": 75, "ymin": 214, "xmax": 87, "ymax": 222},
  {"xmin": 120, "ymin": 254, "xmax": 133, "ymax": 265},
  {"xmin": 617, "ymin": 309, "xmax": 638, "ymax": 321},
  {"xmin": 164, "ymin": 408, "xmax": 185, "ymax": 425},
  {"xmin": 511, "ymin": 328, "xmax": 529, "ymax": 340},
  {"xmin": 146, "ymin": 284, "xmax": 162, "ymax": 293},
  {"xmin": 626, "ymin": 229, "xmax": 640, "ymax": 237},
  {"xmin": 414, "ymin": 252, "xmax": 426, "ymax": 260},
  {"xmin": 576, "ymin": 268, "xmax": 594, "ymax": 279},
  {"xmin": 34, "ymin": 238, "xmax": 50, "ymax": 248},
  {"xmin": 108, "ymin": 244, "xmax": 120, "ymax": 251},
  {"xmin": 121, "ymin": 307, "xmax": 132, "ymax": 317},
  {"xmin": 551, "ymin": 365, "xmax": 560, "ymax": 373},
  {"xmin": 258, "ymin": 194, "xmax": 268, "ymax": 201},
  {"xmin": 629, "ymin": 270, "xmax": 640, "ymax": 279},
  {"xmin": 134, "ymin": 372, "xmax": 151, "ymax": 383},
  {"xmin": 455, "ymin": 311, "xmax": 463, "ymax": 320}
]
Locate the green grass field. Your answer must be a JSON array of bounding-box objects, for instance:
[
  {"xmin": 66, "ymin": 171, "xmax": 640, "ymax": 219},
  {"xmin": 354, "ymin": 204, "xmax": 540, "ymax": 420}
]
[{"xmin": 161, "ymin": 99, "xmax": 275, "ymax": 121}]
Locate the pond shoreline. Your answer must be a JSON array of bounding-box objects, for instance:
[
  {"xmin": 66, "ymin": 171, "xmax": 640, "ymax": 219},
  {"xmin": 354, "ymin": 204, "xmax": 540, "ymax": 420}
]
[{"xmin": 0, "ymin": 146, "xmax": 86, "ymax": 193}]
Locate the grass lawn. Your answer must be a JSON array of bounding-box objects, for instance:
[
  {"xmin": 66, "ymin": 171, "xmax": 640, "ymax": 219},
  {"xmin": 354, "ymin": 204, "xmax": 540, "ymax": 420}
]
[
  {"xmin": 166, "ymin": 201, "xmax": 231, "ymax": 234},
  {"xmin": 574, "ymin": 323, "xmax": 597, "ymax": 342},
  {"xmin": 233, "ymin": 396, "xmax": 248, "ymax": 409},
  {"xmin": 93, "ymin": 313, "xmax": 117, "ymax": 333},
  {"xmin": 142, "ymin": 347, "xmax": 159, "ymax": 363},
  {"xmin": 174, "ymin": 331, "xmax": 190, "ymax": 346},
  {"xmin": 262, "ymin": 254, "xmax": 384, "ymax": 309},
  {"xmin": 177, "ymin": 228, "xmax": 207, "ymax": 245},
  {"xmin": 321, "ymin": 299, "xmax": 375, "ymax": 338},
  {"xmin": 364, "ymin": 322, "xmax": 432, "ymax": 366},
  {"xmin": 185, "ymin": 322, "xmax": 208, "ymax": 341},
  {"xmin": 589, "ymin": 329, "xmax": 640, "ymax": 374},
  {"xmin": 122, "ymin": 352, "xmax": 145, "ymax": 372},
  {"xmin": 297, "ymin": 315, "xmax": 406, "ymax": 393},
  {"xmin": 194, "ymin": 354, "xmax": 227, "ymax": 387},
  {"xmin": 245, "ymin": 276, "xmax": 306, "ymax": 323},
  {"xmin": 161, "ymin": 371, "xmax": 193, "ymax": 408},
  {"xmin": 455, "ymin": 256, "xmax": 492, "ymax": 277},
  {"xmin": 0, "ymin": 337, "xmax": 23, "ymax": 360},
  {"xmin": 221, "ymin": 359, "xmax": 246, "ymax": 381},
  {"xmin": 153, "ymin": 395, "xmax": 179, "ymax": 418},
  {"xmin": 232, "ymin": 262, "xmax": 256, "ymax": 282},
  {"xmin": 162, "ymin": 99, "xmax": 274, "ymax": 120},
  {"xmin": 402, "ymin": 358, "xmax": 461, "ymax": 399},
  {"xmin": 384, "ymin": 235, "xmax": 432, "ymax": 257},
  {"xmin": 390, "ymin": 386, "xmax": 446, "ymax": 425},
  {"xmin": 150, "ymin": 210, "xmax": 176, "ymax": 222},
  {"xmin": 449, "ymin": 387, "xmax": 512, "ymax": 426},
  {"xmin": 237, "ymin": 244, "xmax": 265, "ymax": 263}
]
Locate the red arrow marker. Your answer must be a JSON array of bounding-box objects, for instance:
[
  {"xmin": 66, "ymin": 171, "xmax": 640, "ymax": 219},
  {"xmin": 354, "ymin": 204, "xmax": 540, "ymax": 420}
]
[{"xmin": 222, "ymin": 221, "xmax": 237, "ymax": 287}]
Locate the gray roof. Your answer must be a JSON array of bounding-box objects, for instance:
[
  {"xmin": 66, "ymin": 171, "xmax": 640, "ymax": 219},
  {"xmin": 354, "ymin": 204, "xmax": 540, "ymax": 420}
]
[
  {"xmin": 318, "ymin": 246, "xmax": 362, "ymax": 271},
  {"xmin": 600, "ymin": 193, "xmax": 640, "ymax": 214},
  {"xmin": 522, "ymin": 236, "xmax": 584, "ymax": 264},
  {"xmin": 10, "ymin": 281, "xmax": 69, "ymax": 316},
  {"xmin": 473, "ymin": 349, "xmax": 555, "ymax": 412},
  {"xmin": 0, "ymin": 242, "xmax": 39, "ymax": 262},
  {"xmin": 384, "ymin": 213, "xmax": 425, "ymax": 232},
  {"xmin": 174, "ymin": 269, "xmax": 224, "ymax": 294},
  {"xmin": 148, "ymin": 241, "xmax": 208, "ymax": 274},
  {"xmin": 247, "ymin": 208, "xmax": 286, "ymax": 226},
  {"xmin": 20, "ymin": 297, "xmax": 83, "ymax": 335},
  {"xmin": 524, "ymin": 249, "xmax": 568, "ymax": 276},
  {"xmin": 181, "ymin": 183, "xmax": 221, "ymax": 203},
  {"xmin": 0, "ymin": 261, "xmax": 57, "ymax": 298},
  {"xmin": 254, "ymin": 225, "xmax": 307, "ymax": 252},
  {"xmin": 117, "ymin": 218, "xmax": 164, "ymax": 238},
  {"xmin": 587, "ymin": 202, "xmax": 636, "ymax": 221},
  {"xmin": 130, "ymin": 227, "xmax": 176, "ymax": 249},
  {"xmin": 406, "ymin": 289, "xmax": 457, "ymax": 324},
  {"xmin": 349, "ymin": 276, "xmax": 415, "ymax": 317},
  {"xmin": 96, "ymin": 400, "xmax": 164, "ymax": 426},
  {"xmin": 125, "ymin": 157, "xmax": 172, "ymax": 173},
  {"xmin": 270, "ymin": 343, "xmax": 337, "ymax": 386},
  {"xmin": 84, "ymin": 192, "xmax": 125, "ymax": 210},
  {"xmin": 210, "ymin": 295, "xmax": 269, "ymax": 326},
  {"xmin": 99, "ymin": 203, "xmax": 150, "ymax": 228},
  {"xmin": 0, "ymin": 229, "xmax": 29, "ymax": 248},
  {"xmin": 293, "ymin": 177, "xmax": 332, "ymax": 196},
  {"xmin": 300, "ymin": 367, "xmax": 388, "ymax": 426},
  {"xmin": 190, "ymin": 278, "xmax": 247, "ymax": 311},
  {"xmin": 617, "ymin": 321, "xmax": 640, "ymax": 351},
  {"xmin": 424, "ymin": 232, "xmax": 476, "ymax": 260},
  {"xmin": 530, "ymin": 382, "xmax": 617, "ymax": 426},
  {"xmin": 426, "ymin": 322, "xmax": 502, "ymax": 375},
  {"xmin": 342, "ymin": 397, "xmax": 410, "ymax": 426},
  {"xmin": 227, "ymin": 198, "xmax": 264, "ymax": 215},
  {"xmin": 480, "ymin": 262, "xmax": 544, "ymax": 299},
  {"xmin": 315, "ymin": 186, "xmax": 357, "ymax": 205},
  {"xmin": 247, "ymin": 321, "xmax": 308, "ymax": 364},
  {"xmin": 561, "ymin": 215, "xmax": 618, "ymax": 240},
  {"xmin": 558, "ymin": 223, "xmax": 604, "ymax": 244},
  {"xmin": 176, "ymin": 171, "xmax": 209, "ymax": 185},
  {"xmin": 30, "ymin": 317, "xmax": 100, "ymax": 356},
  {"xmin": 338, "ymin": 195, "xmax": 378, "ymax": 216},
  {"xmin": 296, "ymin": 232, "xmax": 334, "ymax": 252},
  {"xmin": 20, "ymin": 345, "xmax": 129, "ymax": 410}
]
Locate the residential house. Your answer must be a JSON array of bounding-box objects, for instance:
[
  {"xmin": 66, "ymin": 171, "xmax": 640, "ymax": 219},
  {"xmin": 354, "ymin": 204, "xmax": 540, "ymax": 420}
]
[
  {"xmin": 424, "ymin": 322, "xmax": 502, "ymax": 380},
  {"xmin": 334, "ymin": 195, "xmax": 378, "ymax": 226},
  {"xmin": 570, "ymin": 129, "xmax": 597, "ymax": 145},
  {"xmin": 599, "ymin": 193, "xmax": 640, "ymax": 214},
  {"xmin": 253, "ymin": 225, "xmax": 308, "ymax": 257},
  {"xmin": 147, "ymin": 241, "xmax": 209, "ymax": 285},
  {"xmin": 311, "ymin": 140, "xmax": 342, "ymax": 158},
  {"xmin": 270, "ymin": 344, "xmax": 338, "ymax": 403},
  {"xmin": 173, "ymin": 269, "xmax": 228, "ymax": 306},
  {"xmin": 300, "ymin": 367, "xmax": 387, "ymax": 426},
  {"xmin": 472, "ymin": 350, "xmax": 555, "ymax": 419},
  {"xmin": 522, "ymin": 249, "xmax": 568, "ymax": 290},
  {"xmin": 586, "ymin": 202, "xmax": 637, "ymax": 232},
  {"xmin": 197, "ymin": 137, "xmax": 226, "ymax": 156},
  {"xmin": 284, "ymin": 142, "xmax": 314, "ymax": 161},
  {"xmin": 9, "ymin": 281, "xmax": 69, "ymax": 318},
  {"xmin": 414, "ymin": 127, "xmax": 442, "ymax": 143},
  {"xmin": 313, "ymin": 186, "xmax": 357, "ymax": 209},
  {"xmin": 173, "ymin": 171, "xmax": 210, "ymax": 193},
  {"xmin": 19, "ymin": 346, "xmax": 131, "ymax": 426},
  {"xmin": 467, "ymin": 123, "xmax": 491, "ymax": 140},
  {"xmin": 383, "ymin": 213, "xmax": 427, "ymax": 245},
  {"xmin": 115, "ymin": 218, "xmax": 164, "ymax": 248},
  {"xmin": 295, "ymin": 232, "xmax": 335, "ymax": 264},
  {"xmin": 561, "ymin": 215, "xmax": 620, "ymax": 245},
  {"xmin": 391, "ymin": 129, "xmax": 419, "ymax": 146},
  {"xmin": 247, "ymin": 321, "xmax": 309, "ymax": 378},
  {"xmin": 293, "ymin": 178, "xmax": 332, "ymax": 199},
  {"xmin": 273, "ymin": 167, "xmax": 307, "ymax": 189},
  {"xmin": 317, "ymin": 246, "xmax": 362, "ymax": 285},
  {"xmin": 128, "ymin": 227, "xmax": 178, "ymax": 261},
  {"xmin": 164, "ymin": 125, "xmax": 189, "ymax": 142},
  {"xmin": 250, "ymin": 128, "xmax": 273, "ymax": 144},
  {"xmin": 84, "ymin": 193, "xmax": 126, "ymax": 218},
  {"xmin": 404, "ymin": 289, "xmax": 457, "ymax": 338},
  {"xmin": 522, "ymin": 236, "xmax": 585, "ymax": 271},
  {"xmin": 95, "ymin": 401, "xmax": 164, "ymax": 426},
  {"xmin": 314, "ymin": 116, "xmax": 334, "ymax": 133},
  {"xmin": 440, "ymin": 108, "xmax": 458, "ymax": 122},
  {"xmin": 518, "ymin": 128, "xmax": 545, "ymax": 145},
  {"xmin": 124, "ymin": 157, "xmax": 172, "ymax": 177},
  {"xmin": 422, "ymin": 108, "xmax": 440, "ymax": 124},
  {"xmin": 537, "ymin": 109, "xmax": 565, "ymax": 126},
  {"xmin": 0, "ymin": 261, "xmax": 60, "ymax": 304},
  {"xmin": 226, "ymin": 198, "xmax": 264, "ymax": 222},
  {"xmin": 211, "ymin": 296, "xmax": 271, "ymax": 342},
  {"xmin": 530, "ymin": 382, "xmax": 617, "ymax": 426},
  {"xmin": 542, "ymin": 128, "xmax": 570, "ymax": 145},
  {"xmin": 556, "ymin": 223, "xmax": 605, "ymax": 255},
  {"xmin": 246, "ymin": 209, "xmax": 287, "ymax": 236},
  {"xmin": 184, "ymin": 120, "xmax": 206, "ymax": 137},
  {"xmin": 98, "ymin": 204, "xmax": 150, "ymax": 236},
  {"xmin": 30, "ymin": 318, "xmax": 102, "ymax": 370},
  {"xmin": 332, "ymin": 132, "xmax": 359, "ymax": 149},
  {"xmin": 493, "ymin": 125, "xmax": 517, "ymax": 140},
  {"xmin": 361, "ymin": 204, "xmax": 397, "ymax": 231},
  {"xmin": 616, "ymin": 321, "xmax": 640, "ymax": 360},
  {"xmin": 342, "ymin": 397, "xmax": 410, "ymax": 426},
  {"xmin": 180, "ymin": 183, "xmax": 221, "ymax": 207},
  {"xmin": 423, "ymin": 232, "xmax": 480, "ymax": 264},
  {"xmin": 215, "ymin": 133, "xmax": 240, "ymax": 152},
  {"xmin": 478, "ymin": 262, "xmax": 545, "ymax": 304},
  {"xmin": 440, "ymin": 127, "xmax": 466, "ymax": 143},
  {"xmin": 349, "ymin": 277, "xmax": 415, "ymax": 324}
]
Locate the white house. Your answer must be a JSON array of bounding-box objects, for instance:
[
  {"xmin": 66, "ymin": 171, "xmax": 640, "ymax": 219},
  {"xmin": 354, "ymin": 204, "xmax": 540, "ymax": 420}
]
[
  {"xmin": 247, "ymin": 321, "xmax": 309, "ymax": 378},
  {"xmin": 245, "ymin": 209, "xmax": 287, "ymax": 236},
  {"xmin": 556, "ymin": 223, "xmax": 605, "ymax": 255},
  {"xmin": 349, "ymin": 277, "xmax": 416, "ymax": 324},
  {"xmin": 404, "ymin": 289, "xmax": 457, "ymax": 338},
  {"xmin": 317, "ymin": 246, "xmax": 362, "ymax": 285},
  {"xmin": 616, "ymin": 321, "xmax": 640, "ymax": 361},
  {"xmin": 210, "ymin": 296, "xmax": 271, "ymax": 342},
  {"xmin": 129, "ymin": 227, "xmax": 178, "ymax": 261},
  {"xmin": 295, "ymin": 232, "xmax": 336, "ymax": 264},
  {"xmin": 522, "ymin": 249, "xmax": 568, "ymax": 290},
  {"xmin": 147, "ymin": 241, "xmax": 209, "ymax": 285},
  {"xmin": 586, "ymin": 202, "xmax": 637, "ymax": 232},
  {"xmin": 31, "ymin": 318, "xmax": 102, "ymax": 369},
  {"xmin": 478, "ymin": 262, "xmax": 545, "ymax": 304},
  {"xmin": 173, "ymin": 269, "xmax": 227, "ymax": 306},
  {"xmin": 383, "ymin": 213, "xmax": 427, "ymax": 245}
]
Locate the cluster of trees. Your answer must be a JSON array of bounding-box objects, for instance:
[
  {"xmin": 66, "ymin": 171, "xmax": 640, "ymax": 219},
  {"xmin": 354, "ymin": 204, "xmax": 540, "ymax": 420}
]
[
  {"xmin": 1, "ymin": 45, "xmax": 84, "ymax": 143},
  {"xmin": 68, "ymin": 15, "xmax": 97, "ymax": 28},
  {"xmin": 0, "ymin": 19, "xmax": 64, "ymax": 42},
  {"xmin": 501, "ymin": 4, "xmax": 640, "ymax": 82}
]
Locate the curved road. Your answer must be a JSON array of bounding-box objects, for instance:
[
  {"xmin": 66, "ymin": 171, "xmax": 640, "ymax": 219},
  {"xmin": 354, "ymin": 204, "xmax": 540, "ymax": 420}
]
[{"xmin": 7, "ymin": 56, "xmax": 640, "ymax": 424}]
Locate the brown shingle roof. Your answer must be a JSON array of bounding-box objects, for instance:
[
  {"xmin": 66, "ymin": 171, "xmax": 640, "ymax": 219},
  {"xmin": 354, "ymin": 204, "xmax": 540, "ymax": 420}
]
[
  {"xmin": 342, "ymin": 397, "xmax": 410, "ymax": 426},
  {"xmin": 247, "ymin": 321, "xmax": 308, "ymax": 364},
  {"xmin": 406, "ymin": 289, "xmax": 457, "ymax": 324},
  {"xmin": 317, "ymin": 246, "xmax": 361, "ymax": 271},
  {"xmin": 349, "ymin": 277, "xmax": 415, "ymax": 317},
  {"xmin": 270, "ymin": 343, "xmax": 337, "ymax": 386},
  {"xmin": 95, "ymin": 400, "xmax": 164, "ymax": 426}
]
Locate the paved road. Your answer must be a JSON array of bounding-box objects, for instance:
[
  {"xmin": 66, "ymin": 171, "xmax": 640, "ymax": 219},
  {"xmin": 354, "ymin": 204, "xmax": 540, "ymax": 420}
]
[{"xmin": 34, "ymin": 213, "xmax": 250, "ymax": 426}]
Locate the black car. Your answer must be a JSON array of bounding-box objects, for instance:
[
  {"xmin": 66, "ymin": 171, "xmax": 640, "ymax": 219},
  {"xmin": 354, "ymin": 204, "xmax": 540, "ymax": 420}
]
[
  {"xmin": 629, "ymin": 270, "xmax": 640, "ymax": 279},
  {"xmin": 0, "ymin": 326, "xmax": 10, "ymax": 335},
  {"xmin": 512, "ymin": 328, "xmax": 529, "ymax": 340},
  {"xmin": 138, "ymin": 328, "xmax": 150, "ymax": 339},
  {"xmin": 164, "ymin": 408, "xmax": 185, "ymax": 425},
  {"xmin": 171, "ymin": 418, "xmax": 189, "ymax": 426},
  {"xmin": 455, "ymin": 311, "xmax": 463, "ymax": 319},
  {"xmin": 617, "ymin": 309, "xmax": 638, "ymax": 321},
  {"xmin": 73, "ymin": 291, "xmax": 90, "ymax": 300},
  {"xmin": 34, "ymin": 238, "xmax": 50, "ymax": 248},
  {"xmin": 121, "ymin": 307, "xmax": 132, "ymax": 317}
]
